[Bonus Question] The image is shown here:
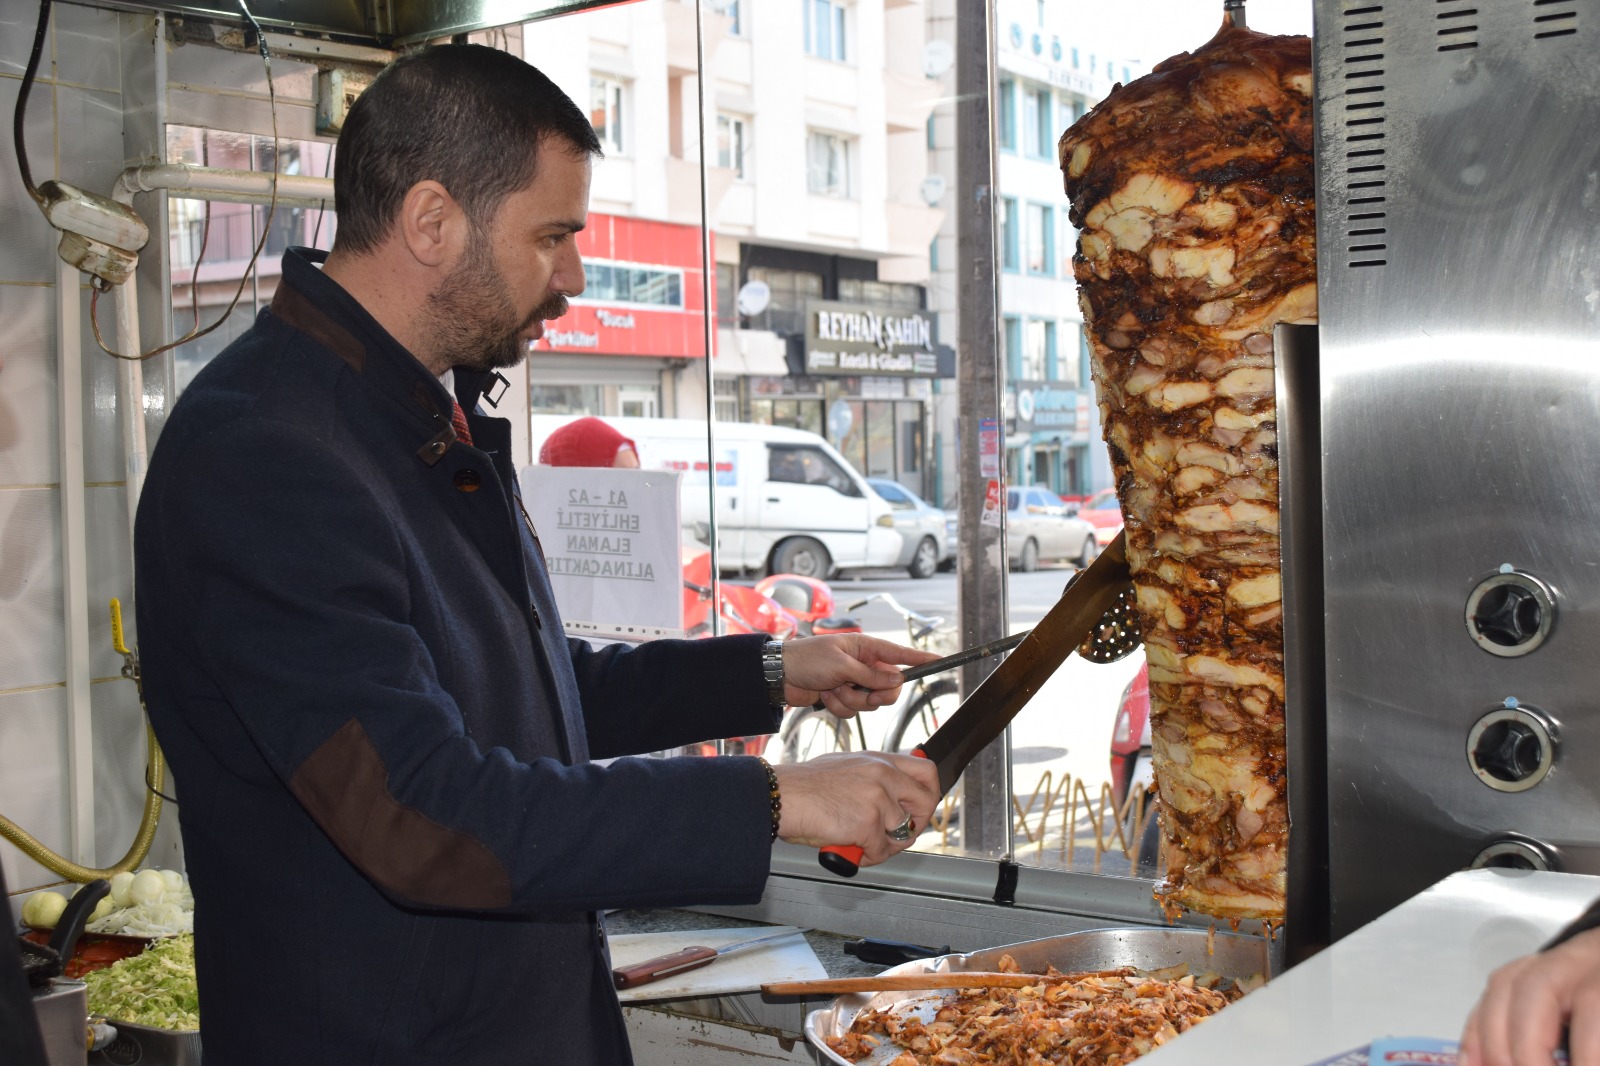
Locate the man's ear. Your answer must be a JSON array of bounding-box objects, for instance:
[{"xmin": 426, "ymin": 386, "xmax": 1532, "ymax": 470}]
[{"xmin": 396, "ymin": 180, "xmax": 466, "ymax": 269}]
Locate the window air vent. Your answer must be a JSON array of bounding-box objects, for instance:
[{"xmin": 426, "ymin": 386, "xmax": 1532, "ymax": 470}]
[
  {"xmin": 1342, "ymin": 4, "xmax": 1387, "ymax": 268},
  {"xmin": 1532, "ymin": 0, "xmax": 1578, "ymax": 40},
  {"xmin": 1434, "ymin": 2, "xmax": 1481, "ymax": 51}
]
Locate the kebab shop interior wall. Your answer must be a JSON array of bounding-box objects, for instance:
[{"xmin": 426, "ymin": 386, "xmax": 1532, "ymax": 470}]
[{"xmin": 0, "ymin": 4, "xmax": 257, "ymax": 917}]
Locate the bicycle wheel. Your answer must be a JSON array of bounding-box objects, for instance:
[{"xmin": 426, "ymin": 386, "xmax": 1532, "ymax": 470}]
[
  {"xmin": 886, "ymin": 679, "xmax": 960, "ymax": 755},
  {"xmin": 778, "ymin": 706, "xmax": 853, "ymax": 763}
]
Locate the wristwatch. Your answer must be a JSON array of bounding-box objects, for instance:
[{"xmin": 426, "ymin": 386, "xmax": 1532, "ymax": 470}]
[{"xmin": 762, "ymin": 639, "xmax": 787, "ymax": 712}]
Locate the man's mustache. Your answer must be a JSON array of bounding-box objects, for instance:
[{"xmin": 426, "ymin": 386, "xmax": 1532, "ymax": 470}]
[{"xmin": 525, "ymin": 294, "xmax": 569, "ymax": 329}]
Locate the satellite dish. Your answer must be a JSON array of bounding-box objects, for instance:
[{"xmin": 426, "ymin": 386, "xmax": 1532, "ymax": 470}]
[
  {"xmin": 736, "ymin": 280, "xmax": 770, "ymax": 317},
  {"xmin": 920, "ymin": 173, "xmax": 947, "ymax": 207},
  {"xmin": 922, "ymin": 39, "xmax": 954, "ymax": 79}
]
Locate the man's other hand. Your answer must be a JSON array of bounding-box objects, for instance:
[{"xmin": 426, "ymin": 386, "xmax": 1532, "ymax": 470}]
[
  {"xmin": 770, "ymin": 752, "xmax": 941, "ymax": 866},
  {"xmin": 1460, "ymin": 925, "xmax": 1600, "ymax": 1066}
]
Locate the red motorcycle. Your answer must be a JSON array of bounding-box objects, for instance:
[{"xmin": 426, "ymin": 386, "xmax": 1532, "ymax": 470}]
[
  {"xmin": 679, "ymin": 552, "xmax": 861, "ymax": 756},
  {"xmin": 681, "ymin": 551, "xmax": 799, "ymax": 640}
]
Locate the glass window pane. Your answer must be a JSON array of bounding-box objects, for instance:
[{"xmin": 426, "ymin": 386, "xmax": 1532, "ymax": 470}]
[
  {"xmin": 866, "ymin": 400, "xmax": 894, "ymax": 477},
  {"xmin": 1000, "ymin": 197, "xmax": 1019, "ymax": 272},
  {"xmin": 998, "ymin": 78, "xmax": 1016, "ymax": 151}
]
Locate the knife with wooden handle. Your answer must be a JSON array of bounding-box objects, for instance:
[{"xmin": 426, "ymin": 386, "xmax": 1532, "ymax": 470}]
[
  {"xmin": 611, "ymin": 928, "xmax": 807, "ymax": 990},
  {"xmin": 818, "ymin": 533, "xmax": 1133, "ymax": 877}
]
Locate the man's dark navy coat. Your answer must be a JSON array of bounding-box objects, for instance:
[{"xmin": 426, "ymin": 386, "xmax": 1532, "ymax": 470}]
[{"xmin": 135, "ymin": 249, "xmax": 781, "ymax": 1065}]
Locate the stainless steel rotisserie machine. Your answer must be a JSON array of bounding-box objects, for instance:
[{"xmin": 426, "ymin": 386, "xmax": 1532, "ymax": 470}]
[{"xmin": 1305, "ymin": 0, "xmax": 1600, "ymax": 938}]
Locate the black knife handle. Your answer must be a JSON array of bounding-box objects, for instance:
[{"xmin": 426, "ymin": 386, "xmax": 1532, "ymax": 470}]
[{"xmin": 843, "ymin": 938, "xmax": 952, "ymax": 967}]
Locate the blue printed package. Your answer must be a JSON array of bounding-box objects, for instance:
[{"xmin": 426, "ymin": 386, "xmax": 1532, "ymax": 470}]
[
  {"xmin": 1302, "ymin": 1047, "xmax": 1369, "ymax": 1066},
  {"xmin": 1368, "ymin": 1037, "xmax": 1458, "ymax": 1065}
]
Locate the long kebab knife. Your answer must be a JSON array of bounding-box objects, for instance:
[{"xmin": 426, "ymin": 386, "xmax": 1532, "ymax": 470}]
[{"xmin": 818, "ymin": 532, "xmax": 1133, "ymax": 877}]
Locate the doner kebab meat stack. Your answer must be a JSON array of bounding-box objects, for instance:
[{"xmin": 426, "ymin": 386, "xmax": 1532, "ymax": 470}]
[{"xmin": 1058, "ymin": 22, "xmax": 1315, "ymax": 922}]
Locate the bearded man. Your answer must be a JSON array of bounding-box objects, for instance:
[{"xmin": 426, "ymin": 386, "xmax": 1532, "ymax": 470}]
[{"xmin": 135, "ymin": 44, "xmax": 939, "ymax": 1066}]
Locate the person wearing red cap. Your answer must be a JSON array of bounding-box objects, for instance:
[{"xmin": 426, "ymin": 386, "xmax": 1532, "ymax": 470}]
[{"xmin": 539, "ymin": 415, "xmax": 639, "ymax": 468}]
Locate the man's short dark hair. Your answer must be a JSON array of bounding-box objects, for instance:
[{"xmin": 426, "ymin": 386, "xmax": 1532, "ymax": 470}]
[{"xmin": 333, "ymin": 44, "xmax": 602, "ymax": 254}]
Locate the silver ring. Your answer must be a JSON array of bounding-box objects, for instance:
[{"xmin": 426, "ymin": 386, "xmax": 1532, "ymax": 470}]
[{"xmin": 886, "ymin": 814, "xmax": 914, "ymax": 842}]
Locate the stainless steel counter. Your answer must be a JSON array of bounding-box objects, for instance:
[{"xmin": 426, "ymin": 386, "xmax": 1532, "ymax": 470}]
[{"xmin": 1142, "ymin": 869, "xmax": 1600, "ymax": 1065}]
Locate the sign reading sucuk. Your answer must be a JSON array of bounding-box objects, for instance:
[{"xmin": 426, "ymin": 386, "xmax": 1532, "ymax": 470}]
[{"xmin": 804, "ymin": 300, "xmax": 938, "ymax": 377}]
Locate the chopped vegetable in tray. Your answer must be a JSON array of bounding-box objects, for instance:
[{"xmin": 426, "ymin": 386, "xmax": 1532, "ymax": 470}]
[{"xmin": 83, "ymin": 933, "xmax": 199, "ymax": 1031}]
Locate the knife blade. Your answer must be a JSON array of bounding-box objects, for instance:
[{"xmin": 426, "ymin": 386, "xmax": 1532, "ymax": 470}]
[
  {"xmin": 610, "ymin": 927, "xmax": 808, "ymax": 991},
  {"xmin": 818, "ymin": 533, "xmax": 1133, "ymax": 876},
  {"xmin": 897, "ymin": 630, "xmax": 1029, "ymax": 683}
]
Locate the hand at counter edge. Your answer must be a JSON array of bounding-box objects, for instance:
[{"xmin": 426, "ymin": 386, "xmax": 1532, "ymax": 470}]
[
  {"xmin": 1459, "ymin": 924, "xmax": 1600, "ymax": 1066},
  {"xmin": 771, "ymin": 752, "xmax": 940, "ymax": 867}
]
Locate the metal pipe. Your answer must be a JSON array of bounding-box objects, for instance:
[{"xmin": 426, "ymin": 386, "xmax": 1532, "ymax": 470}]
[
  {"xmin": 113, "ymin": 163, "xmax": 333, "ymax": 208},
  {"xmin": 1225, "ymin": 0, "xmax": 1248, "ymax": 29},
  {"xmin": 57, "ymin": 258, "xmax": 96, "ymax": 867}
]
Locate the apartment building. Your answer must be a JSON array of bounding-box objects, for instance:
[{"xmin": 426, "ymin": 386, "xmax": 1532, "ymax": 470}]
[
  {"xmin": 524, "ymin": 0, "xmax": 947, "ymax": 498},
  {"xmin": 925, "ymin": 0, "xmax": 1147, "ymax": 502}
]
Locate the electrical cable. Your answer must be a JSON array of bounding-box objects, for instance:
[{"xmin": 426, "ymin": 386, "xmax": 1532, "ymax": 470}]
[
  {"xmin": 12, "ymin": 0, "xmax": 51, "ymax": 206},
  {"xmin": 87, "ymin": 0, "xmax": 283, "ymax": 361},
  {"xmin": 307, "ymin": 142, "xmax": 335, "ymax": 251}
]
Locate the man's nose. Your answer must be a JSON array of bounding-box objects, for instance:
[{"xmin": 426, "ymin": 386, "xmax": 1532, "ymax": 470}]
[{"xmin": 556, "ymin": 246, "xmax": 586, "ymax": 298}]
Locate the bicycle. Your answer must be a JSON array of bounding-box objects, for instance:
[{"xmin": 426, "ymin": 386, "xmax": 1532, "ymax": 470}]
[{"xmin": 774, "ymin": 593, "xmax": 960, "ymax": 763}]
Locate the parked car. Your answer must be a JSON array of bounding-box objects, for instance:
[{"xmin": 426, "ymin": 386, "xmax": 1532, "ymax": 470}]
[
  {"xmin": 1109, "ymin": 662, "xmax": 1153, "ymax": 812},
  {"xmin": 1077, "ymin": 487, "xmax": 1126, "ymax": 548},
  {"xmin": 865, "ymin": 478, "xmax": 948, "ymax": 579},
  {"xmin": 1109, "ymin": 661, "xmax": 1162, "ymax": 872},
  {"xmin": 528, "ymin": 417, "xmax": 902, "ymax": 579},
  {"xmin": 941, "ymin": 509, "xmax": 958, "ymax": 571},
  {"xmin": 1006, "ymin": 486, "xmax": 1099, "ymax": 571}
]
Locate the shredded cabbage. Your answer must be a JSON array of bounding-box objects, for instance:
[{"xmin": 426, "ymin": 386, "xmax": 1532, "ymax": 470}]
[{"xmin": 83, "ymin": 934, "xmax": 199, "ymax": 1031}]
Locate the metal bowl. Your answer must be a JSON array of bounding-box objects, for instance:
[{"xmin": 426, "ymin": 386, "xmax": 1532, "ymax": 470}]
[{"xmin": 804, "ymin": 925, "xmax": 1271, "ymax": 1065}]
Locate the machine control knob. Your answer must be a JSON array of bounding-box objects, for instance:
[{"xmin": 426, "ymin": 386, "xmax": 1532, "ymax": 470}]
[
  {"xmin": 1466, "ymin": 707, "xmax": 1557, "ymax": 792},
  {"xmin": 1470, "ymin": 837, "xmax": 1559, "ymax": 872},
  {"xmin": 1465, "ymin": 571, "xmax": 1556, "ymax": 657}
]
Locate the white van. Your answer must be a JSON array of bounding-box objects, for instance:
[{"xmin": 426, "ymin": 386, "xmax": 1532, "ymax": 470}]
[{"xmin": 527, "ymin": 416, "xmax": 902, "ymax": 578}]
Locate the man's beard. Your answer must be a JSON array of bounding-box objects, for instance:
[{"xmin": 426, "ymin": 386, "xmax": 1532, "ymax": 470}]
[{"xmin": 426, "ymin": 240, "xmax": 569, "ymax": 372}]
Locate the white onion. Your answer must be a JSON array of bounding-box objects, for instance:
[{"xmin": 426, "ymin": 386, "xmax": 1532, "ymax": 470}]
[{"xmin": 129, "ymin": 869, "xmax": 166, "ymax": 906}]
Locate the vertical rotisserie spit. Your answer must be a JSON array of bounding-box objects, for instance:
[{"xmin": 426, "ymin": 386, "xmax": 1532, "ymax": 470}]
[{"xmin": 1058, "ymin": 22, "xmax": 1315, "ymax": 922}]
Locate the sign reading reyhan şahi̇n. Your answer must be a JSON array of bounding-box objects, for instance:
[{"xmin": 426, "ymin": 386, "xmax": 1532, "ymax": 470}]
[
  {"xmin": 519, "ymin": 466, "xmax": 684, "ymax": 641},
  {"xmin": 804, "ymin": 300, "xmax": 939, "ymax": 377}
]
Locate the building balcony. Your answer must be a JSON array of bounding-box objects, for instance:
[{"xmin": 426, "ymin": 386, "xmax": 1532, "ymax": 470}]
[
  {"xmin": 665, "ymin": 0, "xmax": 732, "ymax": 75},
  {"xmin": 884, "ymin": 68, "xmax": 939, "ymax": 132},
  {"xmin": 665, "ymin": 155, "xmax": 737, "ymax": 226},
  {"xmin": 884, "ymin": 200, "xmax": 945, "ymax": 259}
]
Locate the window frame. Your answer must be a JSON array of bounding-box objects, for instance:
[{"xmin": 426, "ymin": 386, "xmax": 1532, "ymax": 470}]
[
  {"xmin": 1022, "ymin": 84, "xmax": 1052, "ymax": 160},
  {"xmin": 590, "ymin": 74, "xmax": 626, "ymax": 156},
  {"xmin": 1025, "ymin": 202, "xmax": 1055, "ymax": 277},
  {"xmin": 999, "ymin": 196, "xmax": 1019, "ymax": 273},
  {"xmin": 803, "ymin": 0, "xmax": 849, "ymax": 63},
  {"xmin": 806, "ymin": 129, "xmax": 852, "ymax": 198},
  {"xmin": 1021, "ymin": 318, "xmax": 1048, "ymax": 382},
  {"xmin": 717, "ymin": 112, "xmax": 749, "ymax": 179},
  {"xmin": 571, "ymin": 258, "xmax": 687, "ymax": 310},
  {"xmin": 1002, "ymin": 314, "xmax": 1023, "ymax": 379},
  {"xmin": 997, "ymin": 77, "xmax": 1016, "ymax": 153}
]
